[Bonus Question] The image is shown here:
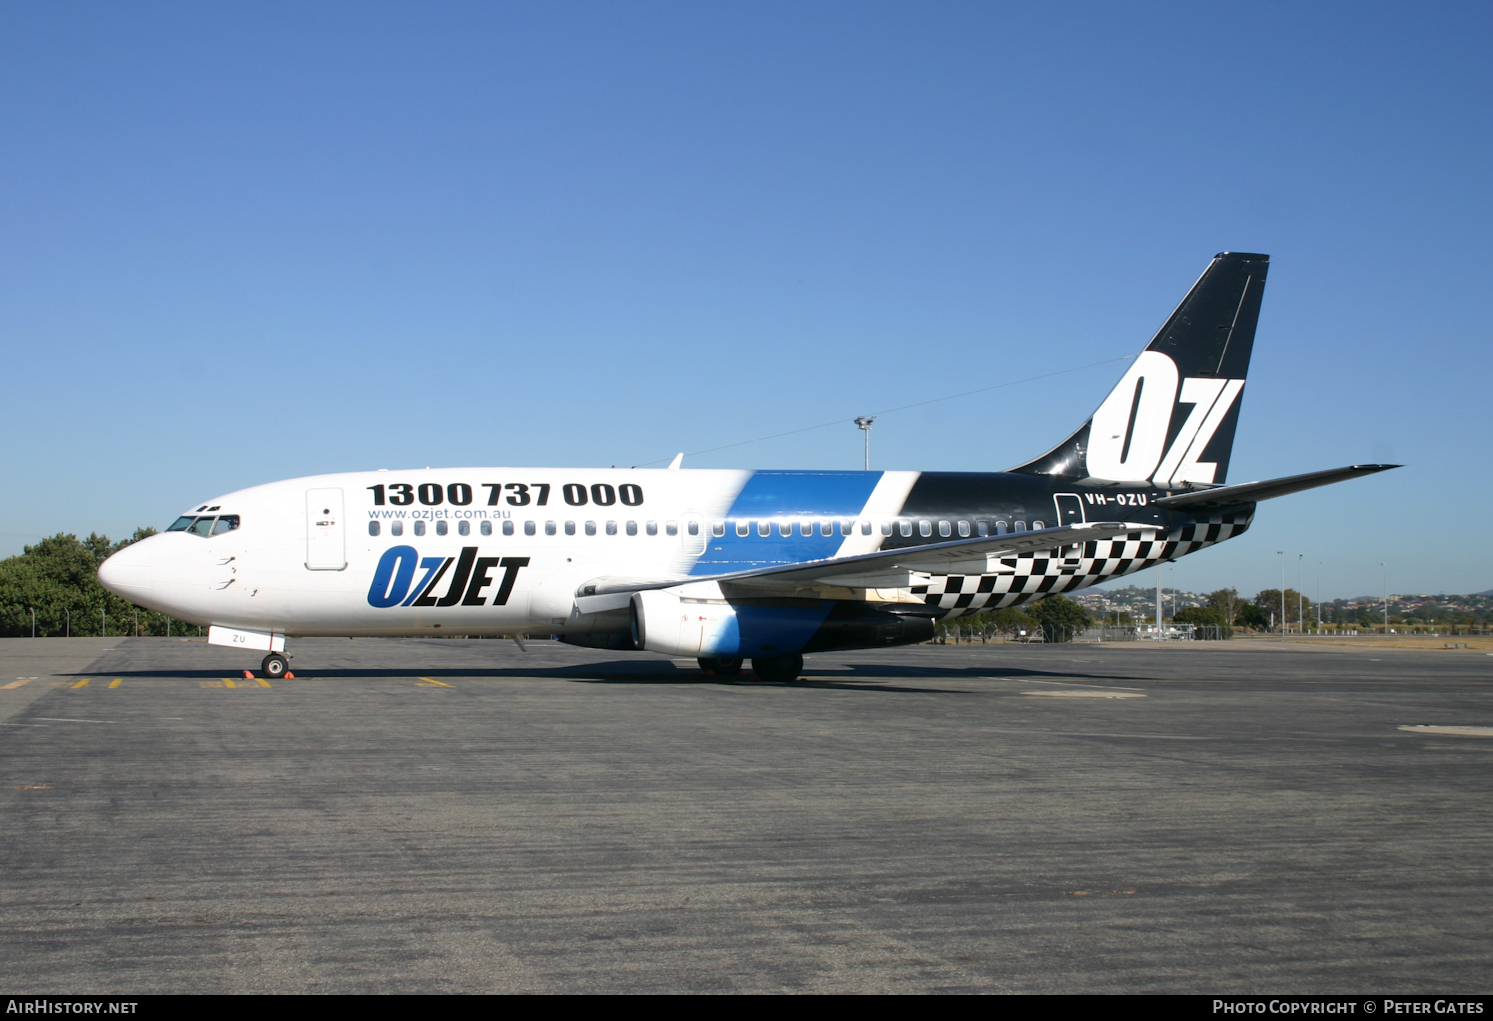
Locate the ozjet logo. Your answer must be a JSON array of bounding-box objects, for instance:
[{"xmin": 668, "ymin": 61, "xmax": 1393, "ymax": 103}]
[
  {"xmin": 367, "ymin": 546, "xmax": 529, "ymax": 608},
  {"xmin": 1085, "ymin": 351, "xmax": 1244, "ymax": 485}
]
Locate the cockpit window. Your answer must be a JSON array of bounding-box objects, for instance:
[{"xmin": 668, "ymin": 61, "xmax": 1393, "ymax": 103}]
[{"xmin": 169, "ymin": 514, "xmax": 240, "ymax": 537}]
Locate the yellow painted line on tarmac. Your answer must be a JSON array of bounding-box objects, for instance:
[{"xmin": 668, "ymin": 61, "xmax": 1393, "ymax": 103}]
[
  {"xmin": 108, "ymin": 679, "xmax": 122, "ymax": 689},
  {"xmin": 2, "ymin": 679, "xmax": 36, "ymax": 690},
  {"xmin": 223, "ymin": 677, "xmax": 237, "ymax": 689},
  {"xmin": 71, "ymin": 679, "xmax": 89, "ymax": 689},
  {"xmin": 418, "ymin": 677, "xmax": 453, "ymax": 687},
  {"xmin": 256, "ymin": 678, "xmax": 271, "ymax": 688}
]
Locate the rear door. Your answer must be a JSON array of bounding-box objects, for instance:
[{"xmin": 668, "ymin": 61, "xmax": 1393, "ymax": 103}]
[
  {"xmin": 1053, "ymin": 493, "xmax": 1085, "ymax": 561},
  {"xmin": 306, "ymin": 488, "xmax": 347, "ymax": 570}
]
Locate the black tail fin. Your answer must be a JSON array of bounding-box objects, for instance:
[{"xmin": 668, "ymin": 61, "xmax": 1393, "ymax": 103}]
[{"xmin": 1009, "ymin": 251, "xmax": 1269, "ymax": 485}]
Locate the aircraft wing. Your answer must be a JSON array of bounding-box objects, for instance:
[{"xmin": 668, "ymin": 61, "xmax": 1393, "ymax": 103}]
[
  {"xmin": 1153, "ymin": 464, "xmax": 1400, "ymax": 511},
  {"xmin": 577, "ymin": 521, "xmax": 1145, "ymax": 608}
]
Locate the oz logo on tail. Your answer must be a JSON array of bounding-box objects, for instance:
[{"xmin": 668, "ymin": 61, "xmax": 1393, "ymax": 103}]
[{"xmin": 1086, "ymin": 351, "xmax": 1243, "ymax": 485}]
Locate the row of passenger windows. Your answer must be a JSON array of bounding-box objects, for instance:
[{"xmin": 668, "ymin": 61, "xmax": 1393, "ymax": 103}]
[
  {"xmin": 368, "ymin": 517, "xmax": 1044, "ymax": 538},
  {"xmin": 370, "ymin": 519, "xmax": 678, "ymax": 538}
]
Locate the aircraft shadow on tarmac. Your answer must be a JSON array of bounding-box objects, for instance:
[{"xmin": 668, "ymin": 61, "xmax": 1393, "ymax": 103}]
[{"xmin": 65, "ymin": 660, "xmax": 1145, "ymax": 694}]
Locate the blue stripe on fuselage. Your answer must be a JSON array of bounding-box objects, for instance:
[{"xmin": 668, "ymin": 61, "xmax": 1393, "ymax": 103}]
[{"xmin": 690, "ymin": 470, "xmax": 882, "ymax": 576}]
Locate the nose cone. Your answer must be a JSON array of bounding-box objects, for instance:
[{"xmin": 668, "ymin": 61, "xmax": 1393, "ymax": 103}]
[{"xmin": 98, "ymin": 539, "xmax": 155, "ymax": 604}]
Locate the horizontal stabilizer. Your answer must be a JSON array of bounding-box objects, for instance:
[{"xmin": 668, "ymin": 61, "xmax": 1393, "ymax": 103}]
[{"xmin": 1153, "ymin": 464, "xmax": 1400, "ymax": 510}]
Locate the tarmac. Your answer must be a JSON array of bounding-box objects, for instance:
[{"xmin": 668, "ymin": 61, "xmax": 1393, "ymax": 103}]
[{"xmin": 1, "ymin": 635, "xmax": 1490, "ymax": 993}]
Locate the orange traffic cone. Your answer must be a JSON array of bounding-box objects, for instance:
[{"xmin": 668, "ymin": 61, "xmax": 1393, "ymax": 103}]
[{"xmin": 243, "ymin": 670, "xmax": 254, "ymax": 680}]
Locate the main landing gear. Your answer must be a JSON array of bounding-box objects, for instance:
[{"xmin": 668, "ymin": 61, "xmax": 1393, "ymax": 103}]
[
  {"xmin": 700, "ymin": 655, "xmax": 804, "ymax": 683},
  {"xmin": 261, "ymin": 652, "xmax": 290, "ymax": 679},
  {"xmin": 749, "ymin": 654, "xmax": 804, "ymax": 684}
]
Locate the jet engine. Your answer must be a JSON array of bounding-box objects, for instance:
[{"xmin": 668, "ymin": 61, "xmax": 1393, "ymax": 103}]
[{"xmin": 630, "ymin": 589, "xmax": 935, "ymax": 658}]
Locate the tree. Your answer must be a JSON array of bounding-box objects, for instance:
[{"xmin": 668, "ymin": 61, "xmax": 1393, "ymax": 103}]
[
  {"xmin": 1174, "ymin": 605, "xmax": 1232, "ymax": 639},
  {"xmin": 1234, "ymin": 602, "xmax": 1270, "ymax": 629},
  {"xmin": 1253, "ymin": 589, "xmax": 1312, "ymax": 632},
  {"xmin": 0, "ymin": 528, "xmax": 197, "ymax": 637},
  {"xmin": 1029, "ymin": 595, "xmax": 1091, "ymax": 643},
  {"xmin": 1206, "ymin": 588, "xmax": 1241, "ymax": 627}
]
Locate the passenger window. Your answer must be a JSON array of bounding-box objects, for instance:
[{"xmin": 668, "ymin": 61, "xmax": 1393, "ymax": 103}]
[
  {"xmin": 212, "ymin": 515, "xmax": 239, "ymax": 534},
  {"xmin": 369, "ymin": 521, "xmax": 381, "ymax": 537},
  {"xmin": 938, "ymin": 521, "xmax": 951, "ymax": 537},
  {"xmin": 480, "ymin": 521, "xmax": 492, "ymax": 536},
  {"xmin": 1015, "ymin": 521, "xmax": 1027, "ymax": 532},
  {"xmin": 736, "ymin": 520, "xmax": 750, "ymax": 537},
  {"xmin": 606, "ymin": 521, "xmax": 617, "ymax": 536},
  {"xmin": 881, "ymin": 521, "xmax": 892, "ymax": 536},
  {"xmin": 502, "ymin": 520, "xmax": 514, "ymax": 536},
  {"xmin": 666, "ymin": 521, "xmax": 678, "ymax": 536},
  {"xmin": 414, "ymin": 521, "xmax": 427, "ymax": 536},
  {"xmin": 995, "ymin": 520, "xmax": 1008, "ymax": 534},
  {"xmin": 626, "ymin": 521, "xmax": 637, "ymax": 536},
  {"xmin": 919, "ymin": 520, "xmax": 932, "ymax": 537},
  {"xmin": 779, "ymin": 521, "xmax": 792, "ymax": 537},
  {"xmin": 458, "ymin": 520, "xmax": 469, "ymax": 536},
  {"xmin": 958, "ymin": 521, "xmax": 970, "ymax": 537},
  {"xmin": 899, "ymin": 521, "xmax": 913, "ymax": 537},
  {"xmin": 524, "ymin": 521, "xmax": 536, "ymax": 536},
  {"xmin": 800, "ymin": 521, "xmax": 812, "ymax": 536},
  {"xmin": 711, "ymin": 521, "xmax": 725, "ymax": 537},
  {"xmin": 167, "ymin": 516, "xmax": 194, "ymax": 532},
  {"xmin": 820, "ymin": 521, "xmax": 832, "ymax": 536},
  {"xmin": 544, "ymin": 521, "xmax": 556, "ymax": 536},
  {"xmin": 975, "ymin": 521, "xmax": 988, "ymax": 537},
  {"xmin": 757, "ymin": 520, "xmax": 771, "ymax": 537},
  {"xmin": 391, "ymin": 521, "xmax": 404, "ymax": 537},
  {"xmin": 1033, "ymin": 520, "xmax": 1045, "ymax": 530},
  {"xmin": 585, "ymin": 521, "xmax": 597, "ymax": 536},
  {"xmin": 436, "ymin": 521, "xmax": 448, "ymax": 536},
  {"xmin": 687, "ymin": 520, "xmax": 700, "ymax": 536},
  {"xmin": 564, "ymin": 521, "xmax": 576, "ymax": 536},
  {"xmin": 646, "ymin": 521, "xmax": 658, "ymax": 536}
]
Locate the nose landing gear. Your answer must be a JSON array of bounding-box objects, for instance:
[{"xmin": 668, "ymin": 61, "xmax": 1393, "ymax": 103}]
[{"xmin": 261, "ymin": 652, "xmax": 290, "ymax": 679}]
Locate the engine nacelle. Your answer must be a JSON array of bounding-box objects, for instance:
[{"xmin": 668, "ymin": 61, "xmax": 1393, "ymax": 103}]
[
  {"xmin": 630, "ymin": 589, "xmax": 936, "ymax": 658},
  {"xmin": 630, "ymin": 589, "xmax": 742, "ymax": 658}
]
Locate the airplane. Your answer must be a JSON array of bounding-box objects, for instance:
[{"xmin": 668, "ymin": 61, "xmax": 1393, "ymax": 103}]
[{"xmin": 98, "ymin": 252, "xmax": 1396, "ymax": 683}]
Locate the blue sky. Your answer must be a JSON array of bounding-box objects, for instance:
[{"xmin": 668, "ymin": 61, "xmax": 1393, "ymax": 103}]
[{"xmin": 2, "ymin": 1, "xmax": 1489, "ymax": 600}]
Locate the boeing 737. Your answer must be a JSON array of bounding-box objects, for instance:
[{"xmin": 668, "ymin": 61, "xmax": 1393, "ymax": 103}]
[{"xmin": 98, "ymin": 252, "xmax": 1396, "ymax": 682}]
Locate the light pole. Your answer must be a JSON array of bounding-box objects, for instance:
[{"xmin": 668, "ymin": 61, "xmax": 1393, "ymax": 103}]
[
  {"xmin": 30, "ymin": 607, "xmax": 35, "ymax": 638},
  {"xmin": 854, "ymin": 416, "xmax": 876, "ymax": 471},
  {"xmin": 1278, "ymin": 551, "xmax": 1285, "ymax": 636},
  {"xmin": 1381, "ymin": 562, "xmax": 1388, "ymax": 634},
  {"xmin": 65, "ymin": 608, "xmax": 70, "ymax": 638},
  {"xmin": 1298, "ymin": 554, "xmax": 1304, "ymax": 635},
  {"xmin": 1316, "ymin": 562, "xmax": 1323, "ymax": 632}
]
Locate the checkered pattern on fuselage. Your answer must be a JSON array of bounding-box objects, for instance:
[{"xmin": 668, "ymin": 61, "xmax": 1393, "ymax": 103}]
[{"xmin": 911, "ymin": 510, "xmax": 1254, "ymax": 615}]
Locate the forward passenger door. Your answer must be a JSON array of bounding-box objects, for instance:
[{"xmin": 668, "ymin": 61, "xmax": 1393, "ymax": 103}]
[{"xmin": 306, "ymin": 488, "xmax": 347, "ymax": 570}]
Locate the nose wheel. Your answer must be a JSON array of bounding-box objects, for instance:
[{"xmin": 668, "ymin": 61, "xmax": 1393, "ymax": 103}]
[{"xmin": 261, "ymin": 653, "xmax": 289, "ymax": 679}]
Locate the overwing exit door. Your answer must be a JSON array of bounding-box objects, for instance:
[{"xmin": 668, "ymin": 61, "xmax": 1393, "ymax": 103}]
[{"xmin": 306, "ymin": 488, "xmax": 347, "ymax": 570}]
